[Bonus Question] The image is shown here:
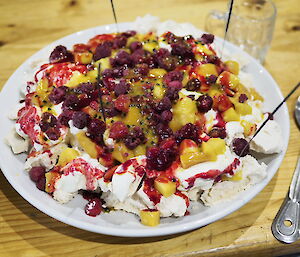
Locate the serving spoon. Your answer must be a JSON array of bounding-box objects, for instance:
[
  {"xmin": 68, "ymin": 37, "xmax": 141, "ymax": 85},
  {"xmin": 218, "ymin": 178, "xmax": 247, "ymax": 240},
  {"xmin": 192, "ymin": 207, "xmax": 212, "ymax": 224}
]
[{"xmin": 271, "ymin": 95, "xmax": 300, "ymax": 243}]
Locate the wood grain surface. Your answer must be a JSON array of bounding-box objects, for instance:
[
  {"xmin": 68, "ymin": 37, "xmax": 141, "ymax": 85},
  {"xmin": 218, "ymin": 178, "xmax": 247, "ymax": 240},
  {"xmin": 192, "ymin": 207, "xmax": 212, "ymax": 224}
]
[{"xmin": 1, "ymin": 0, "xmax": 300, "ymax": 256}]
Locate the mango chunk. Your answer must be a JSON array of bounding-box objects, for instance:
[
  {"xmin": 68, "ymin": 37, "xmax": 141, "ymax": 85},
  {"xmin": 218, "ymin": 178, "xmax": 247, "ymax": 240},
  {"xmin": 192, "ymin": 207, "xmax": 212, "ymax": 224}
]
[
  {"xmin": 140, "ymin": 209, "xmax": 160, "ymax": 227},
  {"xmin": 58, "ymin": 147, "xmax": 80, "ymax": 167},
  {"xmin": 170, "ymin": 96, "xmax": 197, "ymax": 132},
  {"xmin": 95, "ymin": 57, "xmax": 111, "ymax": 72},
  {"xmin": 76, "ymin": 132, "xmax": 98, "ymax": 159},
  {"xmin": 153, "ymin": 84, "xmax": 166, "ymax": 100},
  {"xmin": 197, "ymin": 64, "xmax": 218, "ymax": 77},
  {"xmin": 45, "ymin": 171, "xmax": 61, "ymax": 193},
  {"xmin": 217, "ymin": 71, "xmax": 240, "ymax": 90},
  {"xmin": 149, "ymin": 68, "xmax": 167, "ymax": 78},
  {"xmin": 224, "ymin": 60, "xmax": 239, "ymax": 75},
  {"xmin": 234, "ymin": 102, "xmax": 252, "ymax": 116},
  {"xmin": 241, "ymin": 120, "xmax": 256, "ymax": 136},
  {"xmin": 222, "ymin": 107, "xmax": 240, "ymax": 122},
  {"xmin": 123, "ymin": 107, "xmax": 142, "ymax": 126},
  {"xmin": 179, "ymin": 139, "xmax": 207, "ymax": 168},
  {"xmin": 112, "ymin": 142, "xmax": 134, "ymax": 163},
  {"xmin": 154, "ymin": 176, "xmax": 176, "ymax": 197},
  {"xmin": 201, "ymin": 138, "xmax": 226, "ymax": 161}
]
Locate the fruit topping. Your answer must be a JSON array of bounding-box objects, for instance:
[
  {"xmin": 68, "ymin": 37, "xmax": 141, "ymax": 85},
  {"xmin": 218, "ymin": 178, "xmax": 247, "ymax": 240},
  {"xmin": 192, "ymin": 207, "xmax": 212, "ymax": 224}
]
[{"xmin": 232, "ymin": 138, "xmax": 249, "ymax": 157}]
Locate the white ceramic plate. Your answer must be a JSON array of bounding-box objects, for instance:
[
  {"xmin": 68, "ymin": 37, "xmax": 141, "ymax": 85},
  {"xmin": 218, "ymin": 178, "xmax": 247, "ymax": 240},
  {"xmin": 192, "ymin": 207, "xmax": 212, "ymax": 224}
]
[{"xmin": 0, "ymin": 22, "xmax": 289, "ymax": 237}]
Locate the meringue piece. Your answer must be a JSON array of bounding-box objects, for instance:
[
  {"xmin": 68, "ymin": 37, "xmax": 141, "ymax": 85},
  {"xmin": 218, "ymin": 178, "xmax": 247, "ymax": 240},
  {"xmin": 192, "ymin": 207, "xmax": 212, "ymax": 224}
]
[
  {"xmin": 250, "ymin": 120, "xmax": 283, "ymax": 154},
  {"xmin": 5, "ymin": 128, "xmax": 29, "ymax": 154}
]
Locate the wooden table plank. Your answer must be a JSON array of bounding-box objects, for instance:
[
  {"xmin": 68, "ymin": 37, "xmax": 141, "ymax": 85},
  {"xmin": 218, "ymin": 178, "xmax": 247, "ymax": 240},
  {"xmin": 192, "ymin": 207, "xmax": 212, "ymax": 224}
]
[{"xmin": 1, "ymin": 0, "xmax": 300, "ymax": 256}]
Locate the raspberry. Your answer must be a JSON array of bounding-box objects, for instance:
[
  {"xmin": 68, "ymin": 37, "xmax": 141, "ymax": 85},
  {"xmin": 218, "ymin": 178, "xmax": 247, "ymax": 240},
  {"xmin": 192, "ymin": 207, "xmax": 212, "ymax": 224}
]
[
  {"xmin": 49, "ymin": 45, "xmax": 74, "ymax": 63},
  {"xmin": 109, "ymin": 121, "xmax": 129, "ymax": 139},
  {"xmin": 175, "ymin": 123, "xmax": 199, "ymax": 143}
]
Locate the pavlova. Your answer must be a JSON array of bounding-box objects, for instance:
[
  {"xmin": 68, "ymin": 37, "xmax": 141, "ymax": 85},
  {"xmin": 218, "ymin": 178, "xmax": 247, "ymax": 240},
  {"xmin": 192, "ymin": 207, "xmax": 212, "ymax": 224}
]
[{"xmin": 5, "ymin": 16, "xmax": 283, "ymax": 226}]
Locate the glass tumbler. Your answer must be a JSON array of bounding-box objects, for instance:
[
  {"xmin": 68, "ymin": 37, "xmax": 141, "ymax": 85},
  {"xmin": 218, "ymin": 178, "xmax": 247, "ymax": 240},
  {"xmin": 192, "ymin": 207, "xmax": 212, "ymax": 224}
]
[{"xmin": 205, "ymin": 0, "xmax": 277, "ymax": 63}]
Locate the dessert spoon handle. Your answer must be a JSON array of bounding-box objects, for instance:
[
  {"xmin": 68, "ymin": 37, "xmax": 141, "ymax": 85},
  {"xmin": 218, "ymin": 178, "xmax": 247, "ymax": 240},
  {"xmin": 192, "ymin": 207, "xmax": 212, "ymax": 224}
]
[{"xmin": 272, "ymin": 158, "xmax": 300, "ymax": 243}]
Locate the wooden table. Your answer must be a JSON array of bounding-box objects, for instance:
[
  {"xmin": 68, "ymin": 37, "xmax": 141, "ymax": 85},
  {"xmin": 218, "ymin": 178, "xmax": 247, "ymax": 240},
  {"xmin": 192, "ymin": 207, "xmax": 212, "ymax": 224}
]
[{"xmin": 1, "ymin": 0, "xmax": 300, "ymax": 256}]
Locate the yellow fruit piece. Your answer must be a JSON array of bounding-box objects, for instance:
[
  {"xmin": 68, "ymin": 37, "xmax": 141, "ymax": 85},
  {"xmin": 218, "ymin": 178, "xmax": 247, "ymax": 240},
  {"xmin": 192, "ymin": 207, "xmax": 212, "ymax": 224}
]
[
  {"xmin": 170, "ymin": 96, "xmax": 197, "ymax": 132},
  {"xmin": 95, "ymin": 57, "xmax": 111, "ymax": 72},
  {"xmin": 153, "ymin": 84, "xmax": 166, "ymax": 100},
  {"xmin": 182, "ymin": 72, "xmax": 189, "ymax": 86},
  {"xmin": 123, "ymin": 107, "xmax": 142, "ymax": 126},
  {"xmin": 86, "ymin": 69, "xmax": 98, "ymax": 82},
  {"xmin": 65, "ymin": 71, "xmax": 95, "ymax": 88},
  {"xmin": 217, "ymin": 71, "xmax": 240, "ymax": 90},
  {"xmin": 223, "ymin": 170, "xmax": 243, "ymax": 181},
  {"xmin": 131, "ymin": 82, "xmax": 144, "ymax": 96},
  {"xmin": 134, "ymin": 144, "xmax": 146, "ymax": 156},
  {"xmin": 41, "ymin": 104, "xmax": 57, "ymax": 115},
  {"xmin": 180, "ymin": 151, "xmax": 208, "ymax": 168},
  {"xmin": 58, "ymin": 147, "xmax": 80, "ymax": 167},
  {"xmin": 207, "ymin": 84, "xmax": 222, "ymax": 98},
  {"xmin": 224, "ymin": 60, "xmax": 240, "ymax": 75},
  {"xmin": 197, "ymin": 64, "xmax": 218, "ymax": 77},
  {"xmin": 45, "ymin": 171, "xmax": 61, "ymax": 193},
  {"xmin": 36, "ymin": 78, "xmax": 50, "ymax": 101},
  {"xmin": 196, "ymin": 44, "xmax": 214, "ymax": 55},
  {"xmin": 75, "ymin": 52, "xmax": 93, "ymax": 64},
  {"xmin": 140, "ymin": 209, "xmax": 160, "ymax": 227},
  {"xmin": 76, "ymin": 131, "xmax": 98, "ymax": 159},
  {"xmin": 154, "ymin": 177, "xmax": 176, "ymax": 197},
  {"xmin": 234, "ymin": 102, "xmax": 252, "ymax": 115},
  {"xmin": 112, "ymin": 142, "xmax": 134, "ymax": 163},
  {"xmin": 149, "ymin": 68, "xmax": 167, "ymax": 78},
  {"xmin": 241, "ymin": 120, "xmax": 256, "ymax": 136},
  {"xmin": 143, "ymin": 42, "xmax": 159, "ymax": 53},
  {"xmin": 222, "ymin": 107, "xmax": 240, "ymax": 122},
  {"xmin": 249, "ymin": 88, "xmax": 264, "ymax": 101},
  {"xmin": 202, "ymin": 138, "xmax": 226, "ymax": 161}
]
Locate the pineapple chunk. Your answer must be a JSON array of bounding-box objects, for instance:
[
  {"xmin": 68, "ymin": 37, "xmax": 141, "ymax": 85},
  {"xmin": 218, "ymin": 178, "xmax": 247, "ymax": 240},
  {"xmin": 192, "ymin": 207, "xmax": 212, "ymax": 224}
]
[
  {"xmin": 123, "ymin": 107, "xmax": 142, "ymax": 126},
  {"xmin": 197, "ymin": 64, "xmax": 218, "ymax": 77},
  {"xmin": 201, "ymin": 138, "xmax": 226, "ymax": 161},
  {"xmin": 170, "ymin": 96, "xmax": 197, "ymax": 131},
  {"xmin": 76, "ymin": 132, "xmax": 98, "ymax": 159},
  {"xmin": 140, "ymin": 209, "xmax": 160, "ymax": 226},
  {"xmin": 149, "ymin": 68, "xmax": 167, "ymax": 78},
  {"xmin": 224, "ymin": 60, "xmax": 239, "ymax": 75},
  {"xmin": 57, "ymin": 147, "xmax": 80, "ymax": 167},
  {"xmin": 154, "ymin": 176, "xmax": 176, "ymax": 197},
  {"xmin": 45, "ymin": 171, "xmax": 61, "ymax": 193},
  {"xmin": 112, "ymin": 142, "xmax": 134, "ymax": 163},
  {"xmin": 222, "ymin": 107, "xmax": 240, "ymax": 122}
]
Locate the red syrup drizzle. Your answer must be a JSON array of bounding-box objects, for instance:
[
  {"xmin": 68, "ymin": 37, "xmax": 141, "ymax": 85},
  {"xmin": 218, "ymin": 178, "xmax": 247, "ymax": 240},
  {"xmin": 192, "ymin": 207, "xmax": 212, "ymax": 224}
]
[
  {"xmin": 186, "ymin": 158, "xmax": 240, "ymax": 189},
  {"xmin": 143, "ymin": 178, "xmax": 161, "ymax": 205}
]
